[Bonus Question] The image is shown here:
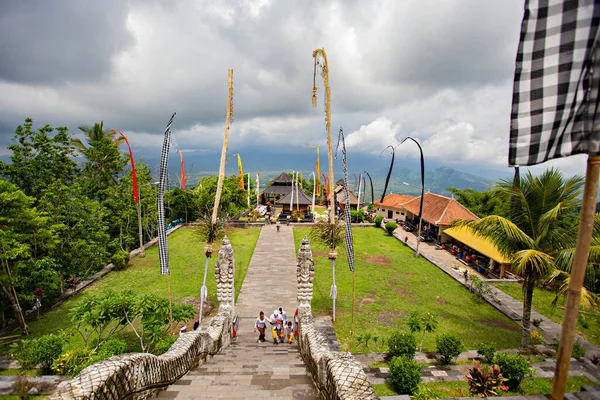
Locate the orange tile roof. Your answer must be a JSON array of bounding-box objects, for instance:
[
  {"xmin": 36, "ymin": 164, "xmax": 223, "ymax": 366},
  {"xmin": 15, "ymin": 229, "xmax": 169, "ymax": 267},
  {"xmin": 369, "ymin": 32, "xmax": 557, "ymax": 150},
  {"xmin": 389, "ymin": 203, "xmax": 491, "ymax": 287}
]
[
  {"xmin": 374, "ymin": 194, "xmax": 416, "ymax": 209},
  {"xmin": 400, "ymin": 192, "xmax": 479, "ymax": 226}
]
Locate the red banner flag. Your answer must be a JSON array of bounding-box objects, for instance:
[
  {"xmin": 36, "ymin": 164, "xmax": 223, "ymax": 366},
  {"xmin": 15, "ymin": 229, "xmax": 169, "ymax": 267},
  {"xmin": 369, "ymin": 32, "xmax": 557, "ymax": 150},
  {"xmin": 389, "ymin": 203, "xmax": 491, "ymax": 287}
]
[
  {"xmin": 177, "ymin": 150, "xmax": 186, "ymax": 190},
  {"xmin": 112, "ymin": 129, "xmax": 139, "ymax": 204}
]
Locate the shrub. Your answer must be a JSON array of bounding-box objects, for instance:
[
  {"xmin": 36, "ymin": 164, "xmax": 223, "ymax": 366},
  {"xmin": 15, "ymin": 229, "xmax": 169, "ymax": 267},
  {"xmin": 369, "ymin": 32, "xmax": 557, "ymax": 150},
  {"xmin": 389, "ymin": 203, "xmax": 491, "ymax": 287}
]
[
  {"xmin": 530, "ymin": 330, "xmax": 544, "ymax": 345},
  {"xmin": 436, "ymin": 334, "xmax": 464, "ymax": 365},
  {"xmin": 14, "ymin": 373, "xmax": 35, "ymax": 400},
  {"xmin": 572, "ymin": 339, "xmax": 586, "ymax": 358},
  {"xmin": 464, "ymin": 360, "xmax": 508, "ymax": 397},
  {"xmin": 350, "ymin": 209, "xmax": 366, "ymax": 223},
  {"xmin": 411, "ymin": 384, "xmax": 436, "ymax": 400},
  {"xmin": 374, "ymin": 215, "xmax": 384, "ymax": 228},
  {"xmin": 11, "ymin": 334, "xmax": 64, "ymax": 371},
  {"xmin": 97, "ymin": 338, "xmax": 127, "ymax": 359},
  {"xmin": 476, "ymin": 342, "xmax": 497, "ymax": 363},
  {"xmin": 387, "ymin": 332, "xmax": 417, "ymax": 360},
  {"xmin": 532, "ymin": 318, "xmax": 543, "ymax": 327},
  {"xmin": 388, "ymin": 356, "xmax": 421, "ymax": 395},
  {"xmin": 493, "ymin": 352, "xmax": 530, "ymax": 390},
  {"xmin": 385, "ymin": 222, "xmax": 398, "ymax": 235},
  {"xmin": 51, "ymin": 348, "xmax": 96, "ymax": 376},
  {"xmin": 590, "ymin": 354, "xmax": 600, "ymax": 365},
  {"xmin": 153, "ymin": 336, "xmax": 178, "ymax": 355},
  {"xmin": 111, "ymin": 250, "xmax": 130, "ymax": 270}
]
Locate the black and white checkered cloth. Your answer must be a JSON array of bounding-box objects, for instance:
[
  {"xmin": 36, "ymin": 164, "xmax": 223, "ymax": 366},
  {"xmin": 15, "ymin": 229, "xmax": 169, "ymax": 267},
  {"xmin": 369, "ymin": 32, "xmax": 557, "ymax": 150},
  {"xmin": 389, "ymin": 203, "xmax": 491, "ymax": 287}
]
[
  {"xmin": 158, "ymin": 112, "xmax": 176, "ymax": 275},
  {"xmin": 336, "ymin": 128, "xmax": 355, "ymax": 273},
  {"xmin": 509, "ymin": 0, "xmax": 600, "ymax": 166}
]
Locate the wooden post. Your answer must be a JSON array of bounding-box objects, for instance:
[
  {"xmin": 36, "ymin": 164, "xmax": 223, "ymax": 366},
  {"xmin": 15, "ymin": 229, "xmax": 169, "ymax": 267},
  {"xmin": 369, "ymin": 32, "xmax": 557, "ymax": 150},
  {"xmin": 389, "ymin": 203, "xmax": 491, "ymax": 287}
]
[{"xmin": 551, "ymin": 155, "xmax": 600, "ymax": 400}]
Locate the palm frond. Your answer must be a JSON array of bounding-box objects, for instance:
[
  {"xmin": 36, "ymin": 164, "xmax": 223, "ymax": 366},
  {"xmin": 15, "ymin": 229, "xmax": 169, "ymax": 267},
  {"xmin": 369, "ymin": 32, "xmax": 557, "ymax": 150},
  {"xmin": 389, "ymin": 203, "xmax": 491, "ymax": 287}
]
[
  {"xmin": 451, "ymin": 216, "xmax": 533, "ymax": 258},
  {"xmin": 553, "ymin": 276, "xmax": 599, "ymax": 310},
  {"xmin": 512, "ymin": 249, "xmax": 554, "ymax": 280}
]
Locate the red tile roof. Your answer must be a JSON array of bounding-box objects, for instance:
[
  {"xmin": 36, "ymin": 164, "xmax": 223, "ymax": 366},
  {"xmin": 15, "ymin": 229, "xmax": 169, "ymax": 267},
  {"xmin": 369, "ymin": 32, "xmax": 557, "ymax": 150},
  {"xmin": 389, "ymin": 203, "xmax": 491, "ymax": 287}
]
[
  {"xmin": 400, "ymin": 192, "xmax": 479, "ymax": 226},
  {"xmin": 374, "ymin": 194, "xmax": 416, "ymax": 209}
]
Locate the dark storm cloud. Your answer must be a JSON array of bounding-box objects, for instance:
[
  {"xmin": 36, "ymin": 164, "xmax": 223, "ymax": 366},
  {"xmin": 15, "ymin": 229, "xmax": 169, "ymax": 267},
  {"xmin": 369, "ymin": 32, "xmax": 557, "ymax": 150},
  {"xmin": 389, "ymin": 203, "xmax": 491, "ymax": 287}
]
[{"xmin": 0, "ymin": 0, "xmax": 133, "ymax": 84}]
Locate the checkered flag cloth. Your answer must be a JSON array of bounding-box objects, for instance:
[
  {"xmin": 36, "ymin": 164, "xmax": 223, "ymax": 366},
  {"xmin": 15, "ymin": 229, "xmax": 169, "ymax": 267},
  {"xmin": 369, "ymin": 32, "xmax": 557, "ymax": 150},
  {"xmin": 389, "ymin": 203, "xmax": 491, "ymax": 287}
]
[
  {"xmin": 335, "ymin": 128, "xmax": 355, "ymax": 273},
  {"xmin": 509, "ymin": 0, "xmax": 600, "ymax": 166},
  {"xmin": 157, "ymin": 112, "xmax": 176, "ymax": 275}
]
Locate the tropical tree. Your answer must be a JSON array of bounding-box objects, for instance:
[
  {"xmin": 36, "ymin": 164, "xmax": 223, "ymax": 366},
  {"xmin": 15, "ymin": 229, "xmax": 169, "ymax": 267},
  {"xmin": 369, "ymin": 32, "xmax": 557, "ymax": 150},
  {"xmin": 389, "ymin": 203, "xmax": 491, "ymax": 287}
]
[
  {"xmin": 453, "ymin": 169, "xmax": 586, "ymax": 348},
  {"xmin": 447, "ymin": 187, "xmax": 510, "ymax": 218},
  {"xmin": 0, "ymin": 118, "xmax": 78, "ymax": 199},
  {"xmin": 74, "ymin": 122, "xmax": 127, "ymax": 200}
]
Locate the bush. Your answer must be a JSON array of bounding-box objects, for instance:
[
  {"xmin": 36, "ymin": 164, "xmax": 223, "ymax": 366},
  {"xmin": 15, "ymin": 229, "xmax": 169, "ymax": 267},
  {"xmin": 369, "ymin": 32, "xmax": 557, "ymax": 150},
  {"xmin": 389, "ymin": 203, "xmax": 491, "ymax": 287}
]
[
  {"xmin": 387, "ymin": 332, "xmax": 417, "ymax": 360},
  {"xmin": 388, "ymin": 356, "xmax": 421, "ymax": 395},
  {"xmin": 97, "ymin": 338, "xmax": 127, "ymax": 359},
  {"xmin": 14, "ymin": 373, "xmax": 35, "ymax": 400},
  {"xmin": 11, "ymin": 334, "xmax": 64, "ymax": 371},
  {"xmin": 153, "ymin": 336, "xmax": 178, "ymax": 355},
  {"xmin": 52, "ymin": 348, "xmax": 96, "ymax": 376},
  {"xmin": 572, "ymin": 339, "xmax": 586, "ymax": 358},
  {"xmin": 436, "ymin": 334, "xmax": 464, "ymax": 365},
  {"xmin": 374, "ymin": 215, "xmax": 384, "ymax": 228},
  {"xmin": 530, "ymin": 330, "xmax": 544, "ymax": 345},
  {"xmin": 385, "ymin": 221, "xmax": 398, "ymax": 235},
  {"xmin": 464, "ymin": 360, "xmax": 508, "ymax": 397},
  {"xmin": 476, "ymin": 342, "xmax": 497, "ymax": 363},
  {"xmin": 111, "ymin": 250, "xmax": 130, "ymax": 270},
  {"xmin": 350, "ymin": 209, "xmax": 366, "ymax": 223},
  {"xmin": 493, "ymin": 352, "xmax": 530, "ymax": 390}
]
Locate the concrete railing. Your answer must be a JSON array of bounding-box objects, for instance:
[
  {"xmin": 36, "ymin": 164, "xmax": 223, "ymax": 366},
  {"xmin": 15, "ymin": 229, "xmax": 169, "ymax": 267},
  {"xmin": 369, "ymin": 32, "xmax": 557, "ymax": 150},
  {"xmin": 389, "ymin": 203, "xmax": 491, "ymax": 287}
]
[
  {"xmin": 296, "ymin": 237, "xmax": 378, "ymax": 400},
  {"xmin": 50, "ymin": 236, "xmax": 237, "ymax": 400}
]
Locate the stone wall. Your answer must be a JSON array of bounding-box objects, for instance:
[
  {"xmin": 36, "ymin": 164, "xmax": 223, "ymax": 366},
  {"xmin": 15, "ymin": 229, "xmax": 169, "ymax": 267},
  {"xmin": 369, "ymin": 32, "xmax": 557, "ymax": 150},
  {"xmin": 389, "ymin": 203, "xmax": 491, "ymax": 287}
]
[
  {"xmin": 50, "ymin": 236, "xmax": 235, "ymax": 400},
  {"xmin": 296, "ymin": 238, "xmax": 379, "ymax": 400}
]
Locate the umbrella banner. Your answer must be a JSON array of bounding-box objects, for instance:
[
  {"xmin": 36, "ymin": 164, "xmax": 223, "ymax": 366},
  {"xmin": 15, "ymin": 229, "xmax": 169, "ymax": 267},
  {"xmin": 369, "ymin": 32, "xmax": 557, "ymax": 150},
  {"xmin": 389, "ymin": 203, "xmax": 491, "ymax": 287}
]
[
  {"xmin": 158, "ymin": 112, "xmax": 176, "ymax": 275},
  {"xmin": 335, "ymin": 128, "xmax": 355, "ymax": 273},
  {"xmin": 509, "ymin": 0, "xmax": 600, "ymax": 166}
]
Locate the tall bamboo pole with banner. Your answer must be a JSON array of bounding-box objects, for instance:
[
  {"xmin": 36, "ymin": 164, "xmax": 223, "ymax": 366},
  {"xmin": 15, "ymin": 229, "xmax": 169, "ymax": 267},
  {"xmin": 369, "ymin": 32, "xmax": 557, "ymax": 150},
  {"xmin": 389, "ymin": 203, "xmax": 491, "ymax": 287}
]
[
  {"xmin": 336, "ymin": 128, "xmax": 357, "ymax": 351},
  {"xmin": 506, "ymin": 3, "xmax": 599, "ymax": 398},
  {"xmin": 312, "ymin": 47, "xmax": 339, "ymax": 321},
  {"xmin": 200, "ymin": 69, "xmax": 234, "ymax": 326}
]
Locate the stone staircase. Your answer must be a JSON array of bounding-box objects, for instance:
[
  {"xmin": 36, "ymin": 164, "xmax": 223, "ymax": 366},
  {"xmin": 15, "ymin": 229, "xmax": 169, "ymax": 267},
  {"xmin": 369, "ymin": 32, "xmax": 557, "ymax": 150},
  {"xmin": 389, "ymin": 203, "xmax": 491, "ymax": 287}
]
[{"xmin": 156, "ymin": 225, "xmax": 319, "ymax": 399}]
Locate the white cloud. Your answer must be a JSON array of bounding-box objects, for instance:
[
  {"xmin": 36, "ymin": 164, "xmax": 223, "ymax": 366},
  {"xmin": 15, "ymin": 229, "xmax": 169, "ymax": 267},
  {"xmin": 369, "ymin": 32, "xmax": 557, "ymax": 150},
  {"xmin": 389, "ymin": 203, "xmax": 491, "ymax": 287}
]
[{"xmin": 345, "ymin": 117, "xmax": 401, "ymax": 153}]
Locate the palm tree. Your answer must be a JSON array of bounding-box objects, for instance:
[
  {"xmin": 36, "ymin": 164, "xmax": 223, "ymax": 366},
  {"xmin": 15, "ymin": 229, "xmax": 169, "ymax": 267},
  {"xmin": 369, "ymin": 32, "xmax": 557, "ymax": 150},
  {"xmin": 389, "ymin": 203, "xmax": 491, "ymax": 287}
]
[
  {"xmin": 73, "ymin": 122, "xmax": 125, "ymax": 189},
  {"xmin": 453, "ymin": 169, "xmax": 584, "ymax": 348},
  {"xmin": 72, "ymin": 121, "xmax": 123, "ymax": 153}
]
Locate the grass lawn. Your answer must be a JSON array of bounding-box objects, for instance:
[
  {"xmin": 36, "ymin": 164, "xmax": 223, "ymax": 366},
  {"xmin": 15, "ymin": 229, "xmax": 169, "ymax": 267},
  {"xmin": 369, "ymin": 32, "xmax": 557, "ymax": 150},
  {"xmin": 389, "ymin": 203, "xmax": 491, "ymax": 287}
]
[
  {"xmin": 372, "ymin": 376, "xmax": 595, "ymax": 397},
  {"xmin": 23, "ymin": 227, "xmax": 261, "ymax": 351},
  {"xmin": 293, "ymin": 227, "xmax": 522, "ymax": 353},
  {"xmin": 495, "ymin": 283, "xmax": 600, "ymax": 347}
]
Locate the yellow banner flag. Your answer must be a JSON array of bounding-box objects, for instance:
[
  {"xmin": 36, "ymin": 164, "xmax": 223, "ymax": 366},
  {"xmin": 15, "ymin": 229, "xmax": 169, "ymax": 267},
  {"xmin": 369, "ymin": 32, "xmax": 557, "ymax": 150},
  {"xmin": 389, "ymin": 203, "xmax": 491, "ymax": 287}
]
[
  {"xmin": 315, "ymin": 147, "xmax": 321, "ymax": 196},
  {"xmin": 237, "ymin": 154, "xmax": 244, "ymax": 190}
]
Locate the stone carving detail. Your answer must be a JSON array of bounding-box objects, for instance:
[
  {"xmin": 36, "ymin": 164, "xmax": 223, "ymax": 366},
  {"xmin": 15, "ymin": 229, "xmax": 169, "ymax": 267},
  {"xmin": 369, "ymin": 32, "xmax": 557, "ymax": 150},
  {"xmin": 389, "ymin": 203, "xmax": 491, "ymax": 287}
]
[
  {"xmin": 297, "ymin": 237, "xmax": 315, "ymax": 310},
  {"xmin": 295, "ymin": 237, "xmax": 378, "ymax": 400},
  {"xmin": 214, "ymin": 236, "xmax": 235, "ymax": 307}
]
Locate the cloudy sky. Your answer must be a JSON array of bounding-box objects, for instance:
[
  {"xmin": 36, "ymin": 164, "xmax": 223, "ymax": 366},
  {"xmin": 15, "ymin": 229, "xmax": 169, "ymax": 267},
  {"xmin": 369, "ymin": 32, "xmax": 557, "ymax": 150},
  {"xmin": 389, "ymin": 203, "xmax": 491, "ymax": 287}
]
[{"xmin": 0, "ymin": 0, "xmax": 589, "ymax": 179}]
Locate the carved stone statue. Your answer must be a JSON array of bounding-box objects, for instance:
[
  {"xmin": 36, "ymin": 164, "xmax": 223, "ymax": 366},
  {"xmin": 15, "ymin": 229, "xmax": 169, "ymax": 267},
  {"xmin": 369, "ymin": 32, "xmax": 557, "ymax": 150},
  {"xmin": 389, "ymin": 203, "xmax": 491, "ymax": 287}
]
[
  {"xmin": 215, "ymin": 236, "xmax": 235, "ymax": 308},
  {"xmin": 297, "ymin": 237, "xmax": 314, "ymax": 310}
]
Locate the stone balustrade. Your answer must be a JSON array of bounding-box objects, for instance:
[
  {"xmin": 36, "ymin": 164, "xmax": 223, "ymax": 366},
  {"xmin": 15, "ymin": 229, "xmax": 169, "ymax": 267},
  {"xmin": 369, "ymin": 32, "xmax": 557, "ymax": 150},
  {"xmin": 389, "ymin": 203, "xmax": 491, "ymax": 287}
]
[
  {"xmin": 296, "ymin": 237, "xmax": 378, "ymax": 400},
  {"xmin": 50, "ymin": 237, "xmax": 236, "ymax": 400}
]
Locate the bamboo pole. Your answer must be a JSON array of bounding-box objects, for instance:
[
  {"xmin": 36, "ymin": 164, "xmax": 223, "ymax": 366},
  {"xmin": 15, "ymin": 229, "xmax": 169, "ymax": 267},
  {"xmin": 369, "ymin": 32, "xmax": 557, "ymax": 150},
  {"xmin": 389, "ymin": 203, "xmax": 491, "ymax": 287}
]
[
  {"xmin": 212, "ymin": 69, "xmax": 234, "ymax": 225},
  {"xmin": 312, "ymin": 48, "xmax": 334, "ymax": 225},
  {"xmin": 168, "ymin": 274, "xmax": 173, "ymax": 327},
  {"xmin": 350, "ymin": 270, "xmax": 355, "ymax": 352},
  {"xmin": 551, "ymin": 155, "xmax": 600, "ymax": 400}
]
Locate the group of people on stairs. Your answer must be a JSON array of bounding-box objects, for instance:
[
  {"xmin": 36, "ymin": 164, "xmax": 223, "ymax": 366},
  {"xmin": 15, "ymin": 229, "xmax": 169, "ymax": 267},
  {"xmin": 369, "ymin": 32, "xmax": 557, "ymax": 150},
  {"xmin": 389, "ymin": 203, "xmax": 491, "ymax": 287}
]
[{"xmin": 254, "ymin": 308, "xmax": 298, "ymax": 345}]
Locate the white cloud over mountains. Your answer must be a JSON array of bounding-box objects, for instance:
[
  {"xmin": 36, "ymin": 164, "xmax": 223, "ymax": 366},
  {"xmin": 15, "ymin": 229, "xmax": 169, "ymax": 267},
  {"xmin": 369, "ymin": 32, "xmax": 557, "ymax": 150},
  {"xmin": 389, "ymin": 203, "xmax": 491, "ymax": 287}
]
[{"xmin": 0, "ymin": 0, "xmax": 588, "ymax": 177}]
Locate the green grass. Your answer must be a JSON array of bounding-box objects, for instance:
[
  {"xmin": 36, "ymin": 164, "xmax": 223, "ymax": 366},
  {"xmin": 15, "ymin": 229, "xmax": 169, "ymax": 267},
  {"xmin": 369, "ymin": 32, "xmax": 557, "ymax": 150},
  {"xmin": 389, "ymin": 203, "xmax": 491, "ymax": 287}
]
[
  {"xmin": 372, "ymin": 376, "xmax": 596, "ymax": 397},
  {"xmin": 23, "ymin": 227, "xmax": 261, "ymax": 351},
  {"xmin": 0, "ymin": 369, "xmax": 42, "ymax": 376},
  {"xmin": 293, "ymin": 227, "xmax": 522, "ymax": 353},
  {"xmin": 495, "ymin": 283, "xmax": 600, "ymax": 346}
]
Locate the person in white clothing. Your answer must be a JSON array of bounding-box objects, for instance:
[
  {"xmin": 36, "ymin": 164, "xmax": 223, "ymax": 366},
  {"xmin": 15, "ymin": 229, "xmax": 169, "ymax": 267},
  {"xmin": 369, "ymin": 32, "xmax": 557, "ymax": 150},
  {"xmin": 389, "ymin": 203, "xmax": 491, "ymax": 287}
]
[
  {"xmin": 254, "ymin": 311, "xmax": 267, "ymax": 343},
  {"xmin": 268, "ymin": 310, "xmax": 283, "ymax": 345},
  {"xmin": 278, "ymin": 307, "xmax": 287, "ymax": 324}
]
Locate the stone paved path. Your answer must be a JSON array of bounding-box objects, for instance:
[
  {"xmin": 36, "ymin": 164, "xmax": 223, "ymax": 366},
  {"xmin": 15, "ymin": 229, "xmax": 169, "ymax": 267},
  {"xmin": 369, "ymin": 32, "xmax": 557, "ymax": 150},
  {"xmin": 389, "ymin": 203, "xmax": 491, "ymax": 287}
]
[{"xmin": 157, "ymin": 225, "xmax": 318, "ymax": 399}]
